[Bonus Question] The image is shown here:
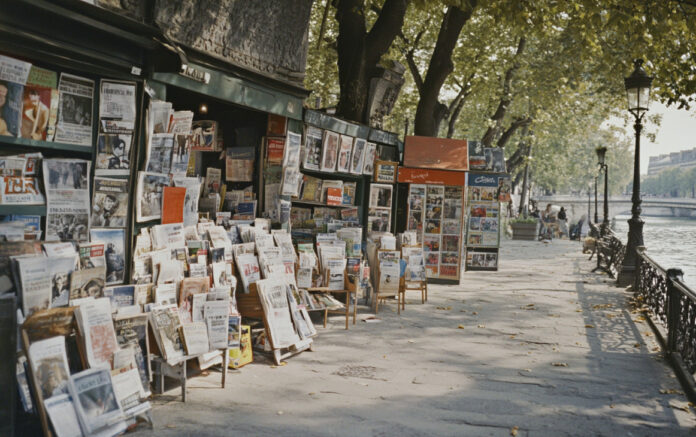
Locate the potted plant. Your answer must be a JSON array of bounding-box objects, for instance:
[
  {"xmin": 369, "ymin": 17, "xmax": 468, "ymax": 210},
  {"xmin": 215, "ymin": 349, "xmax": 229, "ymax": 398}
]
[{"xmin": 510, "ymin": 217, "xmax": 539, "ymax": 240}]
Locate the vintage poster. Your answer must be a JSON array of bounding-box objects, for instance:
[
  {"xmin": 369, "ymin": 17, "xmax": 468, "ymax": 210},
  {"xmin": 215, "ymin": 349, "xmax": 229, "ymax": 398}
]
[
  {"xmin": 95, "ymin": 133, "xmax": 132, "ymax": 176},
  {"xmin": 136, "ymin": 171, "xmax": 169, "ymax": 222},
  {"xmin": 99, "ymin": 80, "xmax": 136, "ymax": 133},
  {"xmin": 54, "ymin": 73, "xmax": 94, "ymax": 146},
  {"xmin": 320, "ymin": 130, "xmax": 339, "ymax": 173},
  {"xmin": 266, "ymin": 137, "xmax": 285, "ymax": 165},
  {"xmin": 43, "ymin": 158, "xmax": 91, "ymax": 241},
  {"xmin": 91, "ymin": 177, "xmax": 128, "ymax": 228},
  {"xmin": 302, "ymin": 126, "xmax": 322, "ymax": 170},
  {"xmin": 191, "ymin": 120, "xmax": 217, "ymax": 151},
  {"xmin": 90, "ymin": 228, "xmax": 126, "ymax": 285}
]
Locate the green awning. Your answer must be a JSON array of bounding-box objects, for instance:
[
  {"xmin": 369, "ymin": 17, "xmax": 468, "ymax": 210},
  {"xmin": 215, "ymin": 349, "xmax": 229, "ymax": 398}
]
[{"xmin": 152, "ymin": 62, "xmax": 304, "ymax": 120}]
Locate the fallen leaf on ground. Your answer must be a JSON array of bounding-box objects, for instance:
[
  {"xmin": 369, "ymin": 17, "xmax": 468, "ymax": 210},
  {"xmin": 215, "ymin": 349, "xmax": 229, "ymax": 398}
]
[
  {"xmin": 308, "ymin": 392, "xmax": 316, "ymax": 395},
  {"xmin": 551, "ymin": 362, "xmax": 568, "ymax": 367},
  {"xmin": 521, "ymin": 368, "xmax": 532, "ymax": 372},
  {"xmin": 575, "ymin": 309, "xmax": 582, "ymax": 313},
  {"xmin": 633, "ymin": 343, "xmax": 641, "ymax": 348},
  {"xmin": 609, "ymin": 404, "xmax": 615, "ymax": 408},
  {"xmin": 457, "ymin": 325, "xmax": 465, "ymax": 329},
  {"xmin": 460, "ymin": 309, "xmax": 466, "ymax": 312},
  {"xmin": 669, "ymin": 403, "xmax": 691, "ymax": 412},
  {"xmin": 585, "ymin": 324, "xmax": 595, "ymax": 328},
  {"xmin": 660, "ymin": 389, "xmax": 683, "ymax": 395},
  {"xmin": 436, "ymin": 306, "xmax": 452, "ymax": 310},
  {"xmin": 407, "ymin": 340, "xmax": 415, "ymax": 343},
  {"xmin": 510, "ymin": 426, "xmax": 519, "ymax": 436},
  {"xmin": 477, "ymin": 324, "xmax": 485, "ymax": 328},
  {"xmin": 472, "ymin": 311, "xmax": 478, "ymax": 315}
]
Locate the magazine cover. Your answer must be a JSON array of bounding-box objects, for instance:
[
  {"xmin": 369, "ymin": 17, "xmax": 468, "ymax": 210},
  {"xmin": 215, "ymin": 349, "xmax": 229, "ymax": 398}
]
[
  {"xmin": 95, "ymin": 134, "xmax": 131, "ymax": 176},
  {"xmin": 43, "ymin": 159, "xmax": 91, "ymax": 241},
  {"xmin": 161, "ymin": 186, "xmax": 186, "ymax": 225},
  {"xmin": 136, "ymin": 171, "xmax": 169, "ymax": 222},
  {"xmin": 303, "ymin": 126, "xmax": 322, "ymax": 170},
  {"xmin": 485, "ymin": 147, "xmax": 506, "ymax": 173},
  {"xmin": 266, "ymin": 137, "xmax": 285, "ymax": 166},
  {"xmin": 0, "ymin": 54, "xmax": 31, "ymax": 138},
  {"xmin": 55, "ymin": 73, "xmax": 94, "ymax": 146},
  {"xmin": 21, "ymin": 66, "xmax": 56, "ymax": 141},
  {"xmin": 362, "ymin": 142, "xmax": 377, "ymax": 175},
  {"xmin": 172, "ymin": 175, "xmax": 201, "ymax": 227},
  {"xmin": 91, "ymin": 177, "xmax": 128, "ymax": 227},
  {"xmin": 336, "ymin": 134, "xmax": 353, "ymax": 173},
  {"xmin": 90, "ymin": 228, "xmax": 126, "ymax": 285},
  {"xmin": 27, "ymin": 336, "xmax": 71, "ymax": 399},
  {"xmin": 171, "ymin": 134, "xmax": 192, "ymax": 175},
  {"xmin": 191, "ymin": 120, "xmax": 217, "ymax": 151},
  {"xmin": 283, "ymin": 131, "xmax": 302, "ymax": 168},
  {"xmin": 48, "ymin": 256, "xmax": 77, "ymax": 307},
  {"xmin": 350, "ymin": 137, "xmax": 366, "ymax": 174},
  {"xmin": 113, "ymin": 314, "xmax": 150, "ymax": 389},
  {"xmin": 69, "ymin": 266, "xmax": 106, "ymax": 302},
  {"xmin": 320, "ymin": 130, "xmax": 339, "ymax": 172},
  {"xmin": 68, "ymin": 368, "xmax": 125, "ymax": 435},
  {"xmin": 468, "ymin": 140, "xmax": 486, "ymax": 170},
  {"xmin": 145, "ymin": 133, "xmax": 174, "ymax": 174}
]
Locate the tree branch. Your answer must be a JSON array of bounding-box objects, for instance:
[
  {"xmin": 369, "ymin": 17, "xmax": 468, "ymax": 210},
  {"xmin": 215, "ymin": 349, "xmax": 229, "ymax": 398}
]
[
  {"xmin": 480, "ymin": 36, "xmax": 527, "ymax": 147},
  {"xmin": 497, "ymin": 116, "xmax": 532, "ymax": 148},
  {"xmin": 365, "ymin": 0, "xmax": 410, "ymax": 65}
]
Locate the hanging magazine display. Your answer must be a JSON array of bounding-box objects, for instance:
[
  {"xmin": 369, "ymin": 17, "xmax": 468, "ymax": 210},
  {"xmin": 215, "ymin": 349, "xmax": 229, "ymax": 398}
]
[
  {"xmin": 90, "ymin": 228, "xmax": 126, "ymax": 285},
  {"xmin": 91, "ymin": 177, "xmax": 128, "ymax": 227},
  {"xmin": 0, "ymin": 54, "xmax": 32, "ymax": 138},
  {"xmin": 400, "ymin": 167, "xmax": 467, "ymax": 282},
  {"xmin": 43, "ymin": 158, "xmax": 91, "ymax": 241},
  {"xmin": 465, "ymin": 172, "xmax": 502, "ymax": 272}
]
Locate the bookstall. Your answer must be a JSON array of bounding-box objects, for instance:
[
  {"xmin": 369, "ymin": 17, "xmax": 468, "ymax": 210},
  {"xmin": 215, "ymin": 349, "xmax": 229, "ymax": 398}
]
[
  {"xmin": 463, "ymin": 140, "xmax": 511, "ymax": 272},
  {"xmin": 395, "ymin": 136, "xmax": 469, "ymax": 285}
]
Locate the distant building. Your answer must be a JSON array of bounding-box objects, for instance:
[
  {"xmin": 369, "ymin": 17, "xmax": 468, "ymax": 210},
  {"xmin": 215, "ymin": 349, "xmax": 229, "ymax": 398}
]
[{"xmin": 647, "ymin": 147, "xmax": 696, "ymax": 175}]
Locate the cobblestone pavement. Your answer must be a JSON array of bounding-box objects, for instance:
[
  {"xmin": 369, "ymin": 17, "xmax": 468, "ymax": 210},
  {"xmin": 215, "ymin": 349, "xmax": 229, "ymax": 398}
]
[{"xmin": 134, "ymin": 239, "xmax": 696, "ymax": 436}]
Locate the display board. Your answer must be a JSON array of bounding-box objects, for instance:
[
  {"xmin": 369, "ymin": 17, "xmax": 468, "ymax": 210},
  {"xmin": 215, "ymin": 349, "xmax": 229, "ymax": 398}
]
[
  {"xmin": 464, "ymin": 172, "xmax": 507, "ymax": 271},
  {"xmin": 401, "ymin": 167, "xmax": 465, "ymax": 283}
]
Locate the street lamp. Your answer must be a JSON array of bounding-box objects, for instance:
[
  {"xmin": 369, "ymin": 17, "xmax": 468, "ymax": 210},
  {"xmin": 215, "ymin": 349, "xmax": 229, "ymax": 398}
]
[
  {"xmin": 618, "ymin": 59, "xmax": 653, "ymax": 287},
  {"xmin": 596, "ymin": 146, "xmax": 609, "ymax": 235},
  {"xmin": 594, "ymin": 174, "xmax": 598, "ymax": 224}
]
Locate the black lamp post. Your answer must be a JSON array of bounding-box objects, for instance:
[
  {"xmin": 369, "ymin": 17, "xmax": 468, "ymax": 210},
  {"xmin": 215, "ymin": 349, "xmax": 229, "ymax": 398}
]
[
  {"xmin": 594, "ymin": 174, "xmax": 599, "ymax": 224},
  {"xmin": 618, "ymin": 59, "xmax": 653, "ymax": 287},
  {"xmin": 596, "ymin": 146, "xmax": 609, "ymax": 235}
]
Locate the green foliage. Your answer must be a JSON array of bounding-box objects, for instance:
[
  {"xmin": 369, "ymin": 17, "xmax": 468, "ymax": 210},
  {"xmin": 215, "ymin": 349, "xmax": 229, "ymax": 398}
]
[{"xmin": 643, "ymin": 167, "xmax": 696, "ymax": 198}]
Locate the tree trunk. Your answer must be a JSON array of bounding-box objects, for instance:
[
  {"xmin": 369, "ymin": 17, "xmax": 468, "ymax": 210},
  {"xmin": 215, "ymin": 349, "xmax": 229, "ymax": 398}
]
[
  {"xmin": 414, "ymin": 3, "xmax": 477, "ymax": 137},
  {"xmin": 334, "ymin": 0, "xmax": 409, "ymax": 123}
]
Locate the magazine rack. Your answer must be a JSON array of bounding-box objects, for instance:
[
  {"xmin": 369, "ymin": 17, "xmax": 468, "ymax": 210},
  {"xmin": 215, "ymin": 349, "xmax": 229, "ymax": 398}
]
[
  {"xmin": 374, "ymin": 252, "xmax": 403, "ymax": 315},
  {"xmin": 21, "ymin": 307, "xmax": 81, "ymax": 437},
  {"xmin": 239, "ymin": 283, "xmax": 313, "ymax": 365},
  {"xmin": 308, "ymin": 270, "xmax": 357, "ymax": 330},
  {"xmin": 151, "ymin": 350, "xmax": 228, "ymax": 403},
  {"xmin": 400, "ymin": 245, "xmax": 428, "ymax": 308}
]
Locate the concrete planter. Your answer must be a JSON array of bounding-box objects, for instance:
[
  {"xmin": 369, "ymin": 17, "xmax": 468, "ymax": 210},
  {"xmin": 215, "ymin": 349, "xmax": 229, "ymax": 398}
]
[{"xmin": 511, "ymin": 222, "xmax": 539, "ymax": 240}]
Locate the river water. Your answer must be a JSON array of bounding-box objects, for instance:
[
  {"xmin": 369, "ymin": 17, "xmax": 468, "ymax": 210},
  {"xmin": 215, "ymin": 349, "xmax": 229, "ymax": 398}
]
[{"xmin": 612, "ymin": 215, "xmax": 696, "ymax": 289}]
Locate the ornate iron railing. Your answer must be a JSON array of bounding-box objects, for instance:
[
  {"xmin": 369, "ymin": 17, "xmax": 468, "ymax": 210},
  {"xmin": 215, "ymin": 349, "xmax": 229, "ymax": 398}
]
[{"xmin": 634, "ymin": 249, "xmax": 696, "ymax": 401}]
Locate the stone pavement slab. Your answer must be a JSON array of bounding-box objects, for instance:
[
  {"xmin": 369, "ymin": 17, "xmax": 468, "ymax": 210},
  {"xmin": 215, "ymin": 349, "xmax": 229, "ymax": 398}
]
[{"xmin": 133, "ymin": 239, "xmax": 695, "ymax": 436}]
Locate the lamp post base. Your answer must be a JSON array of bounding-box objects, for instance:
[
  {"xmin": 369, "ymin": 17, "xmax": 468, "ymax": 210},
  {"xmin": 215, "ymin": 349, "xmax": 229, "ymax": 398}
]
[{"xmin": 617, "ymin": 215, "xmax": 644, "ymax": 288}]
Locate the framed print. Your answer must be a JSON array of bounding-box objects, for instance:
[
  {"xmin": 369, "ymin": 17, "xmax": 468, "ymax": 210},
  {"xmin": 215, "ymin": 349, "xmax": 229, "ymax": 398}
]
[
  {"xmin": 320, "ymin": 130, "xmax": 339, "ymax": 173},
  {"xmin": 373, "ymin": 160, "xmax": 398, "ymax": 183}
]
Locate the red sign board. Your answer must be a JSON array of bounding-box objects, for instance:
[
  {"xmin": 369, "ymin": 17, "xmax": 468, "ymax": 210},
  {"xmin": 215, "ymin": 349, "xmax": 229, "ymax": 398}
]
[
  {"xmin": 397, "ymin": 167, "xmax": 466, "ymax": 186},
  {"xmin": 403, "ymin": 136, "xmax": 468, "ymax": 171}
]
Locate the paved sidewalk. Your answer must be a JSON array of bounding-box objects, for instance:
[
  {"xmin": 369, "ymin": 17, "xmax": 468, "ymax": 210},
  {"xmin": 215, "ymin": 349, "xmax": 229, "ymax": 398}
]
[{"xmin": 135, "ymin": 239, "xmax": 695, "ymax": 436}]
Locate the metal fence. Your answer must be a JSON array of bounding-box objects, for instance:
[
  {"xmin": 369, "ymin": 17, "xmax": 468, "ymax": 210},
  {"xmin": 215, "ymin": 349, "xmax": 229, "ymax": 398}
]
[
  {"xmin": 635, "ymin": 250, "xmax": 696, "ymax": 401},
  {"xmin": 588, "ymin": 226, "xmax": 696, "ymax": 402}
]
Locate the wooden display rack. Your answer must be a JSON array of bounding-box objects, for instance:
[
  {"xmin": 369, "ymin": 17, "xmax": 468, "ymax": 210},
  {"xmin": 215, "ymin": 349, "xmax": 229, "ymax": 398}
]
[
  {"xmin": 237, "ymin": 283, "xmax": 313, "ymax": 365},
  {"xmin": 400, "ymin": 245, "xmax": 428, "ymax": 309},
  {"xmin": 150, "ymin": 350, "xmax": 228, "ymax": 402},
  {"xmin": 374, "ymin": 250, "xmax": 403, "ymax": 314},
  {"xmin": 307, "ymin": 270, "xmax": 358, "ymax": 330}
]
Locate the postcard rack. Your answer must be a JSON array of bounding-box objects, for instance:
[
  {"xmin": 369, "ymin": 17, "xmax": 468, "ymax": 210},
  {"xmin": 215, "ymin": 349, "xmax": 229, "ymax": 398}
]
[{"xmin": 238, "ymin": 283, "xmax": 313, "ymax": 365}]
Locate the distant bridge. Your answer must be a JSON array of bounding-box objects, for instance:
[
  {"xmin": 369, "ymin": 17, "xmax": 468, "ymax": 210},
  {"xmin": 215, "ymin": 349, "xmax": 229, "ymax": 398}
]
[{"xmin": 535, "ymin": 195, "xmax": 696, "ymax": 221}]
